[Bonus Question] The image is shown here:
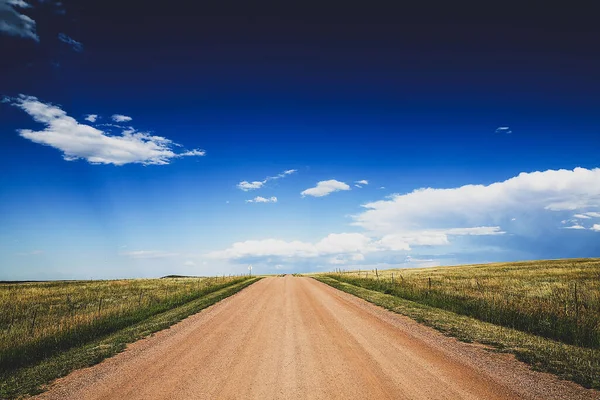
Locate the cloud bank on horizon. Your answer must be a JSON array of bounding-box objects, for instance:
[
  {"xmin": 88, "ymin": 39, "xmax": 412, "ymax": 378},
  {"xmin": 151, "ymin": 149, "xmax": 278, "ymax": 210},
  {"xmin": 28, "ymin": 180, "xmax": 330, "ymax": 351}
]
[{"xmin": 211, "ymin": 167, "xmax": 600, "ymax": 271}]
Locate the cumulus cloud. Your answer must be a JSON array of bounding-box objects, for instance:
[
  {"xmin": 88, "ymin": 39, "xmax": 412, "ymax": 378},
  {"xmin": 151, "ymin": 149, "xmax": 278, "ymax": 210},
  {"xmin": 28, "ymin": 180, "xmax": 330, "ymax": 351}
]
[
  {"xmin": 237, "ymin": 169, "xmax": 296, "ymax": 191},
  {"xmin": 58, "ymin": 33, "xmax": 83, "ymax": 52},
  {"xmin": 301, "ymin": 179, "xmax": 350, "ymax": 197},
  {"xmin": 212, "ymin": 167, "xmax": 600, "ymax": 270},
  {"xmin": 495, "ymin": 126, "xmax": 512, "ymax": 134},
  {"xmin": 112, "ymin": 114, "xmax": 132, "ymax": 123},
  {"xmin": 353, "ymin": 167, "xmax": 600, "ymax": 235},
  {"xmin": 111, "ymin": 114, "xmax": 133, "ymax": 122},
  {"xmin": 84, "ymin": 114, "xmax": 98, "ymax": 122},
  {"xmin": 0, "ymin": 0, "xmax": 38, "ymax": 41},
  {"xmin": 7, "ymin": 95, "xmax": 205, "ymax": 165},
  {"xmin": 356, "ymin": 180, "xmax": 369, "ymax": 185},
  {"xmin": 246, "ymin": 196, "xmax": 277, "ymax": 203}
]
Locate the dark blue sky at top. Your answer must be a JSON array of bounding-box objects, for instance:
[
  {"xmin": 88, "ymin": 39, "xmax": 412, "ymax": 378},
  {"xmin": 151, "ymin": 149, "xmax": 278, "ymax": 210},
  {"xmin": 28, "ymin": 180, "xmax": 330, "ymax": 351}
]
[
  {"xmin": 3, "ymin": 2, "xmax": 599, "ymax": 176},
  {"xmin": 1, "ymin": 1, "xmax": 599, "ymax": 278}
]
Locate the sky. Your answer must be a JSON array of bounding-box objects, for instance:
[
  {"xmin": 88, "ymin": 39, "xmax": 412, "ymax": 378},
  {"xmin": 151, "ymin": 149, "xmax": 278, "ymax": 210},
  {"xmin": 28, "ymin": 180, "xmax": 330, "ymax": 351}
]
[{"xmin": 1, "ymin": 1, "xmax": 599, "ymax": 279}]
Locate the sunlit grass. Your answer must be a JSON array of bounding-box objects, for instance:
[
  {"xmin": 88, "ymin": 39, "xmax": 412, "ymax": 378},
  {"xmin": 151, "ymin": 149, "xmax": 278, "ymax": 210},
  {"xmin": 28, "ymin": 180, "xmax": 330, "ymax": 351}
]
[
  {"xmin": 324, "ymin": 258, "xmax": 600, "ymax": 348},
  {"xmin": 0, "ymin": 276, "xmax": 250, "ymax": 372}
]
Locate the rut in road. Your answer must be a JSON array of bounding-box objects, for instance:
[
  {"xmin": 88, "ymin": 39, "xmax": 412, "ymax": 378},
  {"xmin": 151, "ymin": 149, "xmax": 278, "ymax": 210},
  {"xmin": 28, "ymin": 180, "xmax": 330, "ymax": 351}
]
[{"xmin": 37, "ymin": 276, "xmax": 598, "ymax": 400}]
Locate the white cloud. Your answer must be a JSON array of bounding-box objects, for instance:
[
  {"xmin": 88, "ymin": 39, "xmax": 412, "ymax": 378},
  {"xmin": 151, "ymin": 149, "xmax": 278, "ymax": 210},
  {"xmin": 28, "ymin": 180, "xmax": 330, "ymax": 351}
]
[
  {"xmin": 112, "ymin": 114, "xmax": 132, "ymax": 122},
  {"xmin": 301, "ymin": 179, "xmax": 350, "ymax": 197},
  {"xmin": 0, "ymin": 0, "xmax": 38, "ymax": 41},
  {"xmin": 208, "ymin": 233, "xmax": 379, "ymax": 260},
  {"xmin": 246, "ymin": 196, "xmax": 277, "ymax": 203},
  {"xmin": 58, "ymin": 33, "xmax": 83, "ymax": 52},
  {"xmin": 208, "ymin": 239, "xmax": 318, "ymax": 259},
  {"xmin": 212, "ymin": 167, "xmax": 600, "ymax": 270},
  {"xmin": 574, "ymin": 214, "xmax": 591, "ymax": 219},
  {"xmin": 84, "ymin": 114, "xmax": 98, "ymax": 123},
  {"xmin": 237, "ymin": 169, "xmax": 296, "ymax": 191},
  {"xmin": 354, "ymin": 168, "xmax": 600, "ymax": 235},
  {"xmin": 184, "ymin": 260, "xmax": 196, "ymax": 266},
  {"xmin": 121, "ymin": 250, "xmax": 179, "ymax": 259},
  {"xmin": 8, "ymin": 95, "xmax": 205, "ymax": 165},
  {"xmin": 574, "ymin": 212, "xmax": 600, "ymax": 219},
  {"xmin": 207, "ymin": 228, "xmax": 502, "ymax": 263},
  {"xmin": 238, "ymin": 181, "xmax": 265, "ymax": 190},
  {"xmin": 495, "ymin": 126, "xmax": 512, "ymax": 134},
  {"xmin": 355, "ymin": 179, "xmax": 370, "ymax": 188},
  {"xmin": 564, "ymin": 224, "xmax": 585, "ymax": 230}
]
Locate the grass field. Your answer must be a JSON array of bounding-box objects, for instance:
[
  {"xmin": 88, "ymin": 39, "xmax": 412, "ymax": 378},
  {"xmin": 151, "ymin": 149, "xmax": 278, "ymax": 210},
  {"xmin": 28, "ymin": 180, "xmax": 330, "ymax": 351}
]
[
  {"xmin": 325, "ymin": 258, "xmax": 600, "ymax": 347},
  {"xmin": 0, "ymin": 276, "xmax": 252, "ymax": 375},
  {"xmin": 317, "ymin": 258, "xmax": 600, "ymax": 388}
]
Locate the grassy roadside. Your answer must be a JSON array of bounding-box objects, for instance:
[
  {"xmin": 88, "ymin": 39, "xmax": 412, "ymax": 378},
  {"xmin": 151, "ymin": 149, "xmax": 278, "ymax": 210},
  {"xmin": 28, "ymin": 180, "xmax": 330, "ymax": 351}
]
[
  {"xmin": 315, "ymin": 276, "xmax": 600, "ymax": 389},
  {"xmin": 0, "ymin": 277, "xmax": 260, "ymax": 399},
  {"xmin": 322, "ymin": 259, "xmax": 600, "ymax": 348}
]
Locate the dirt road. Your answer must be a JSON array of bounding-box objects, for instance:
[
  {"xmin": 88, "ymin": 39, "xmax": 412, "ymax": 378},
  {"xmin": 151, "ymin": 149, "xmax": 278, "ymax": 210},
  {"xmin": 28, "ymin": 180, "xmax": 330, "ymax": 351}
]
[{"xmin": 37, "ymin": 276, "xmax": 598, "ymax": 400}]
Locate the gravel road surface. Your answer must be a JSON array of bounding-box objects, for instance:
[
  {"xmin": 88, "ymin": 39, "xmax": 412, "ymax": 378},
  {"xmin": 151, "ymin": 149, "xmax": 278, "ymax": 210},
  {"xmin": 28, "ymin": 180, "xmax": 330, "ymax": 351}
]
[{"xmin": 36, "ymin": 276, "xmax": 599, "ymax": 400}]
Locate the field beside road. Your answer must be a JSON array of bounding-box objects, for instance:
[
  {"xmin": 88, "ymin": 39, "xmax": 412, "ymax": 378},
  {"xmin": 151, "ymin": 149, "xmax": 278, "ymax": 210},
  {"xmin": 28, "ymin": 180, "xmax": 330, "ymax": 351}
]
[
  {"xmin": 317, "ymin": 258, "xmax": 600, "ymax": 388},
  {"xmin": 0, "ymin": 276, "xmax": 258, "ymax": 398}
]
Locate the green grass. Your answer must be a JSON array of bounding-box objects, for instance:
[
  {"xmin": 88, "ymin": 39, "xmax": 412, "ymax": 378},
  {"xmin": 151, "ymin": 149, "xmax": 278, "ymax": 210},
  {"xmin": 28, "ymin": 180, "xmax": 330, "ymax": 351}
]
[
  {"xmin": 315, "ymin": 258, "xmax": 600, "ymax": 389},
  {"xmin": 0, "ymin": 276, "xmax": 259, "ymax": 399},
  {"xmin": 325, "ymin": 258, "xmax": 600, "ymax": 348}
]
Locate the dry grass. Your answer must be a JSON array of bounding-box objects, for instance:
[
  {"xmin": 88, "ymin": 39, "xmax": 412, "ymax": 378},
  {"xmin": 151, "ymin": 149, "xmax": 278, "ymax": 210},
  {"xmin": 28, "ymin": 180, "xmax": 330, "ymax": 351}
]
[
  {"xmin": 325, "ymin": 258, "xmax": 600, "ymax": 348},
  {"xmin": 0, "ymin": 276, "xmax": 248, "ymax": 373}
]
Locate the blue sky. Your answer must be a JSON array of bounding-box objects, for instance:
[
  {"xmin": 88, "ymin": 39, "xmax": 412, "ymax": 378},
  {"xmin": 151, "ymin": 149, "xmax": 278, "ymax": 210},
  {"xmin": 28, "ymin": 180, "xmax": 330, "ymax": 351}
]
[{"xmin": 1, "ymin": 1, "xmax": 599, "ymax": 279}]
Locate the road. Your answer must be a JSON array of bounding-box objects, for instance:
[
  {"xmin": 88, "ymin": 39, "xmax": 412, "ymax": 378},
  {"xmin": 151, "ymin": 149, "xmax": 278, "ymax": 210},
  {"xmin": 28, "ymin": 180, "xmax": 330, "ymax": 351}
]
[{"xmin": 37, "ymin": 276, "xmax": 598, "ymax": 400}]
